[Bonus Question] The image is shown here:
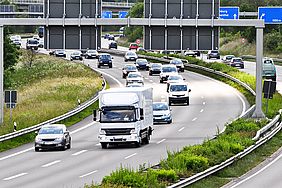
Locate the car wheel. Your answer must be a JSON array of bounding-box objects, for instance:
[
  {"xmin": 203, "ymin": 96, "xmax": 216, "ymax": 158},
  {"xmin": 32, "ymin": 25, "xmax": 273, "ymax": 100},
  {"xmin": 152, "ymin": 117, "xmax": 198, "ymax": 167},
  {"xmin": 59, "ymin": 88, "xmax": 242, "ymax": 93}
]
[
  {"xmin": 143, "ymin": 133, "xmax": 150, "ymax": 144},
  {"xmin": 135, "ymin": 140, "xmax": 141, "ymax": 148},
  {"xmin": 187, "ymin": 98, "xmax": 190, "ymax": 105},
  {"xmin": 160, "ymin": 79, "xmax": 163, "ymax": 83},
  {"xmin": 109, "ymin": 65, "xmax": 112, "ymax": 68},
  {"xmin": 61, "ymin": 144, "xmax": 66, "ymax": 151},
  {"xmin": 169, "ymin": 100, "xmax": 172, "ymax": 106},
  {"xmin": 101, "ymin": 143, "xmax": 107, "ymax": 149},
  {"xmin": 149, "ymin": 72, "xmax": 152, "ymax": 76},
  {"xmin": 70, "ymin": 58, "xmax": 73, "ymax": 61},
  {"xmin": 241, "ymin": 66, "xmax": 244, "ymax": 69},
  {"xmin": 181, "ymin": 68, "xmax": 184, "ymax": 72},
  {"xmin": 98, "ymin": 65, "xmax": 100, "ymax": 68},
  {"xmin": 168, "ymin": 119, "xmax": 172, "ymax": 124},
  {"xmin": 35, "ymin": 147, "xmax": 39, "ymax": 152},
  {"xmin": 67, "ymin": 140, "xmax": 71, "ymax": 149}
]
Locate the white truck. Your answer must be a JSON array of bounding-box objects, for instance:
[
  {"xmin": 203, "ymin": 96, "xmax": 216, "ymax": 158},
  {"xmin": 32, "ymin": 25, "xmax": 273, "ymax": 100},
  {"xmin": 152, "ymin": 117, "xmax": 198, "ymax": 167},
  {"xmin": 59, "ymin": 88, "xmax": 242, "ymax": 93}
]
[{"xmin": 95, "ymin": 87, "xmax": 153, "ymax": 149}]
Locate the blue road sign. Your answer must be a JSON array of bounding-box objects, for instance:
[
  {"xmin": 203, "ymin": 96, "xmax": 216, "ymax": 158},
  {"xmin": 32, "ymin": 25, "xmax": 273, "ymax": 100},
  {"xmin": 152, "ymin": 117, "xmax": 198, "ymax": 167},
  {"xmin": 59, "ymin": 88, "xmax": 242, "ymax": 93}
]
[
  {"xmin": 119, "ymin": 11, "xmax": 129, "ymax": 18},
  {"xmin": 259, "ymin": 7, "xmax": 282, "ymax": 24},
  {"xmin": 219, "ymin": 7, "xmax": 239, "ymax": 19},
  {"xmin": 102, "ymin": 11, "xmax": 112, "ymax": 19}
]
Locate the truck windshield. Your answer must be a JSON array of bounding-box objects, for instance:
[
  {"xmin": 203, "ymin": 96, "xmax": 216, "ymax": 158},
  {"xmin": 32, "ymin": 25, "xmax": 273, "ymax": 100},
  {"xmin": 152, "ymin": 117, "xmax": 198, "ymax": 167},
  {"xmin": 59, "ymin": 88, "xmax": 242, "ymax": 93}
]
[
  {"xmin": 170, "ymin": 85, "xmax": 187, "ymax": 92},
  {"xmin": 100, "ymin": 109, "xmax": 136, "ymax": 122}
]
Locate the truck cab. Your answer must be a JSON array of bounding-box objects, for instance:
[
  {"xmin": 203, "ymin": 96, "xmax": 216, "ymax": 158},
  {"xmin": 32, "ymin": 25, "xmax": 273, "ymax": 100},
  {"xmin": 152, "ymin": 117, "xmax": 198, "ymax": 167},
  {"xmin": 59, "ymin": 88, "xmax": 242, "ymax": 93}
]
[
  {"xmin": 262, "ymin": 58, "xmax": 276, "ymax": 81},
  {"xmin": 96, "ymin": 87, "xmax": 153, "ymax": 149}
]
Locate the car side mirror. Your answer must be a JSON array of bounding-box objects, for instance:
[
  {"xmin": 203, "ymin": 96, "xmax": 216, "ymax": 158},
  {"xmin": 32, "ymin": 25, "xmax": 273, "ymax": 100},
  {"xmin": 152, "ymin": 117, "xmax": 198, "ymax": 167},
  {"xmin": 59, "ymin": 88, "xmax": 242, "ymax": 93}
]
[
  {"xmin": 189, "ymin": 89, "xmax": 191, "ymax": 92},
  {"xmin": 170, "ymin": 108, "xmax": 172, "ymax": 111},
  {"xmin": 35, "ymin": 131, "xmax": 38, "ymax": 135},
  {"xmin": 112, "ymin": 57, "xmax": 114, "ymax": 59},
  {"xmin": 64, "ymin": 131, "xmax": 69, "ymax": 135},
  {"xmin": 183, "ymin": 78, "xmax": 185, "ymax": 80}
]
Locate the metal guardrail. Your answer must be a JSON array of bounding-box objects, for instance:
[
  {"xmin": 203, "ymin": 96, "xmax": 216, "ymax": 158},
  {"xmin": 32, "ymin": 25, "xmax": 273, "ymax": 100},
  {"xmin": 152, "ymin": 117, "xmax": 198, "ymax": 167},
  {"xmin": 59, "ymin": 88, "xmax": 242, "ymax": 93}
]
[
  {"xmin": 102, "ymin": 2, "xmax": 135, "ymax": 7},
  {"xmin": 241, "ymin": 55, "xmax": 282, "ymax": 63},
  {"xmin": 0, "ymin": 77, "xmax": 106, "ymax": 142}
]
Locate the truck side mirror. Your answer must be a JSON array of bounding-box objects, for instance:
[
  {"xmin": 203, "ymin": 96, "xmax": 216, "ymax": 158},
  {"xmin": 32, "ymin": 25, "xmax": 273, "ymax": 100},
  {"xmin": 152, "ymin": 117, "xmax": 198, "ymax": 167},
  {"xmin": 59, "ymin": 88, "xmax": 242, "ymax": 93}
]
[
  {"xmin": 93, "ymin": 109, "xmax": 97, "ymax": 121},
  {"xmin": 140, "ymin": 108, "xmax": 143, "ymax": 116}
]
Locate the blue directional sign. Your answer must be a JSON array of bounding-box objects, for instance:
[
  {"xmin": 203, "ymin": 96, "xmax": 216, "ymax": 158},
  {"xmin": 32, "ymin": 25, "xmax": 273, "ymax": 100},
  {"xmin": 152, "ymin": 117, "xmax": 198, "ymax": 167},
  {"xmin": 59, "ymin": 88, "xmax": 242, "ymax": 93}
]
[
  {"xmin": 219, "ymin": 7, "xmax": 239, "ymax": 19},
  {"xmin": 102, "ymin": 11, "xmax": 112, "ymax": 19},
  {"xmin": 259, "ymin": 7, "xmax": 282, "ymax": 24},
  {"xmin": 119, "ymin": 11, "xmax": 129, "ymax": 18}
]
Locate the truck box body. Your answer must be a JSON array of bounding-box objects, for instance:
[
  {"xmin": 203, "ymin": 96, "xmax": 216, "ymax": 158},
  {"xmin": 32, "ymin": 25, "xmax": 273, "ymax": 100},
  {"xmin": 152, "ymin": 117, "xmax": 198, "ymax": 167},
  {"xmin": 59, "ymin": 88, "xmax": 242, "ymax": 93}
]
[{"xmin": 98, "ymin": 87, "xmax": 153, "ymax": 148}]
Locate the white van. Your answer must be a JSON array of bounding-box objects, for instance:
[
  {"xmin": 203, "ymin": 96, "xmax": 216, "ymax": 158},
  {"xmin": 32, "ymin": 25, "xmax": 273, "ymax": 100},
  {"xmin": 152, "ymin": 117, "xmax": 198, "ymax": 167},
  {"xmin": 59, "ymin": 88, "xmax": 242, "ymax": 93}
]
[{"xmin": 168, "ymin": 82, "xmax": 191, "ymax": 105}]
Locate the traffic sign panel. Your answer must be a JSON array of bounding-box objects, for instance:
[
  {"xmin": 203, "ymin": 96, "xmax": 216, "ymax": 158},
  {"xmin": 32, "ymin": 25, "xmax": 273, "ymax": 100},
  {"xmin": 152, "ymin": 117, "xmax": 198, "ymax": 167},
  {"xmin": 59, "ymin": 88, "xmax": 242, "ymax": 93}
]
[
  {"xmin": 259, "ymin": 7, "xmax": 282, "ymax": 24},
  {"xmin": 241, "ymin": 38, "xmax": 246, "ymax": 43},
  {"xmin": 136, "ymin": 39, "xmax": 141, "ymax": 44},
  {"xmin": 219, "ymin": 7, "xmax": 239, "ymax": 20},
  {"xmin": 119, "ymin": 11, "xmax": 129, "ymax": 18},
  {"xmin": 102, "ymin": 11, "xmax": 112, "ymax": 19}
]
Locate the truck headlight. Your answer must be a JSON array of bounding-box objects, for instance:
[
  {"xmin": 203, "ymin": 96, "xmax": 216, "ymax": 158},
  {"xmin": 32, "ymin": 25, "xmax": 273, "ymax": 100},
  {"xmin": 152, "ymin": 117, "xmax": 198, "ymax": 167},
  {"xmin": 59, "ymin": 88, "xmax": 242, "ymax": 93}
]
[
  {"xmin": 130, "ymin": 129, "xmax": 136, "ymax": 133},
  {"xmin": 100, "ymin": 130, "xmax": 106, "ymax": 135}
]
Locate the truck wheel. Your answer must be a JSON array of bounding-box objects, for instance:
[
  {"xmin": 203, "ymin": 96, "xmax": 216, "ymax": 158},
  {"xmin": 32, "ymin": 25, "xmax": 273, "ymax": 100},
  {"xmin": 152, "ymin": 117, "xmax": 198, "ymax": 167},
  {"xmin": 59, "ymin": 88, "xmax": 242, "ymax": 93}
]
[
  {"xmin": 101, "ymin": 143, "xmax": 107, "ymax": 149},
  {"xmin": 135, "ymin": 141, "xmax": 141, "ymax": 148},
  {"xmin": 143, "ymin": 133, "xmax": 150, "ymax": 144}
]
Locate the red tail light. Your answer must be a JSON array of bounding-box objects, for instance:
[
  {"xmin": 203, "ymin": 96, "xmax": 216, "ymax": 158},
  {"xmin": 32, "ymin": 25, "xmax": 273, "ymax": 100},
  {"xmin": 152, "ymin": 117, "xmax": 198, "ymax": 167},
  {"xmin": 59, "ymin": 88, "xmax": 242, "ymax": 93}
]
[
  {"xmin": 241, "ymin": 61, "xmax": 243, "ymax": 63},
  {"xmin": 218, "ymin": 53, "xmax": 220, "ymax": 55}
]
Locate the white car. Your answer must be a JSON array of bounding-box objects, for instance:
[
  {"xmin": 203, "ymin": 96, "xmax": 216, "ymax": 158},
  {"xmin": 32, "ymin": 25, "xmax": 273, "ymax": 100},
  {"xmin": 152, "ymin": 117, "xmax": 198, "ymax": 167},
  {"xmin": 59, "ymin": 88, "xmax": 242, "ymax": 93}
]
[
  {"xmin": 159, "ymin": 64, "xmax": 178, "ymax": 83},
  {"xmin": 124, "ymin": 51, "xmax": 138, "ymax": 62},
  {"xmin": 168, "ymin": 82, "xmax": 191, "ymax": 106},
  {"xmin": 126, "ymin": 72, "xmax": 144, "ymax": 86},
  {"xmin": 169, "ymin": 59, "xmax": 184, "ymax": 72},
  {"xmin": 184, "ymin": 50, "xmax": 196, "ymax": 57},
  {"xmin": 153, "ymin": 102, "xmax": 172, "ymax": 124},
  {"xmin": 166, "ymin": 75, "xmax": 185, "ymax": 92}
]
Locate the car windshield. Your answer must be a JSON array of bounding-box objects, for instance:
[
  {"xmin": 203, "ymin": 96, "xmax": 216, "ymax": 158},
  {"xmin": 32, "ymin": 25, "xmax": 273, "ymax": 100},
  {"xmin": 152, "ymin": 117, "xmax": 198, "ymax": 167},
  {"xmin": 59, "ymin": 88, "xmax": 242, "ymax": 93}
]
[
  {"xmin": 73, "ymin": 52, "xmax": 80, "ymax": 55},
  {"xmin": 171, "ymin": 60, "xmax": 182, "ymax": 65},
  {"xmin": 126, "ymin": 52, "xmax": 136, "ymax": 56},
  {"xmin": 56, "ymin": 50, "xmax": 64, "ymax": 52},
  {"xmin": 128, "ymin": 73, "xmax": 141, "ymax": 78},
  {"xmin": 211, "ymin": 51, "xmax": 219, "ymax": 53},
  {"xmin": 89, "ymin": 50, "xmax": 97, "ymax": 53},
  {"xmin": 152, "ymin": 64, "xmax": 161, "ymax": 68},
  {"xmin": 162, "ymin": 66, "xmax": 177, "ymax": 72},
  {"xmin": 100, "ymin": 109, "xmax": 136, "ymax": 122},
  {"xmin": 28, "ymin": 40, "xmax": 38, "ymax": 44},
  {"xmin": 137, "ymin": 60, "xmax": 147, "ymax": 64},
  {"xmin": 125, "ymin": 65, "xmax": 137, "ymax": 70},
  {"xmin": 131, "ymin": 44, "xmax": 137, "ymax": 46},
  {"xmin": 168, "ymin": 76, "xmax": 182, "ymax": 80},
  {"xmin": 39, "ymin": 127, "xmax": 63, "ymax": 134},
  {"xmin": 127, "ymin": 84, "xmax": 142, "ymax": 87},
  {"xmin": 100, "ymin": 55, "xmax": 111, "ymax": 60},
  {"xmin": 233, "ymin": 59, "xmax": 242, "ymax": 62},
  {"xmin": 226, "ymin": 56, "xmax": 234, "ymax": 60},
  {"xmin": 170, "ymin": 85, "xmax": 187, "ymax": 92},
  {"xmin": 153, "ymin": 103, "xmax": 168, "ymax": 111},
  {"xmin": 264, "ymin": 59, "xmax": 273, "ymax": 64}
]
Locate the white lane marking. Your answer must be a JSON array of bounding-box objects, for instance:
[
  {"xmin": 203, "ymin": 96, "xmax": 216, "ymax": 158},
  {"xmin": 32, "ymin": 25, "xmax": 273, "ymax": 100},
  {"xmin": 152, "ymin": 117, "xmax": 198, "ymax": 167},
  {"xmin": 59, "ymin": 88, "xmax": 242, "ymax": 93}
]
[
  {"xmin": 161, "ymin": 96, "xmax": 165, "ymax": 98},
  {"xmin": 0, "ymin": 148, "xmax": 33, "ymax": 161},
  {"xmin": 95, "ymin": 143, "xmax": 101, "ymax": 146},
  {"xmin": 153, "ymin": 83, "xmax": 156, "ymax": 85},
  {"xmin": 201, "ymin": 96, "xmax": 204, "ymax": 99},
  {"xmin": 124, "ymin": 153, "xmax": 137, "ymax": 159},
  {"xmin": 192, "ymin": 117, "xmax": 197, "ymax": 122},
  {"xmin": 41, "ymin": 160, "xmax": 61, "ymax": 168},
  {"xmin": 161, "ymin": 99, "xmax": 166, "ymax": 102},
  {"xmin": 200, "ymin": 109, "xmax": 204, "ymax": 113},
  {"xmin": 145, "ymin": 77, "xmax": 149, "ymax": 80},
  {"xmin": 149, "ymin": 80, "xmax": 153, "ymax": 82},
  {"xmin": 0, "ymin": 122, "xmax": 96, "ymax": 161},
  {"xmin": 3, "ymin": 173, "xmax": 27, "ymax": 181},
  {"xmin": 79, "ymin": 170, "xmax": 98, "ymax": 178},
  {"xmin": 230, "ymin": 152, "xmax": 282, "ymax": 188},
  {"xmin": 71, "ymin": 121, "xmax": 96, "ymax": 134},
  {"xmin": 157, "ymin": 139, "xmax": 166, "ymax": 144},
  {"xmin": 72, "ymin": 150, "xmax": 87, "ymax": 156},
  {"xmin": 91, "ymin": 68, "xmax": 123, "ymax": 87},
  {"xmin": 178, "ymin": 127, "xmax": 185, "ymax": 132}
]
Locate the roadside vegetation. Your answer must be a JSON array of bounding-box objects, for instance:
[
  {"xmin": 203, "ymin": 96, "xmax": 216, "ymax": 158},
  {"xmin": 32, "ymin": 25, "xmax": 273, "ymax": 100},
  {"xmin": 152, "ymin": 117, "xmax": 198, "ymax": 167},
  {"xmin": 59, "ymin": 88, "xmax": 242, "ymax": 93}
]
[
  {"xmin": 0, "ymin": 49, "xmax": 103, "ymax": 152},
  {"xmin": 84, "ymin": 51, "xmax": 282, "ymax": 187}
]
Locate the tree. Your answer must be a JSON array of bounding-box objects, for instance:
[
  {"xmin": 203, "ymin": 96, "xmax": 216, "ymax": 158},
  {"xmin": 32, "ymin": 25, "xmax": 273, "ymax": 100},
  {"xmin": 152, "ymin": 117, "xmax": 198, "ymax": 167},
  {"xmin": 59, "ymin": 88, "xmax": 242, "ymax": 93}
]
[{"xmin": 3, "ymin": 26, "xmax": 21, "ymax": 88}]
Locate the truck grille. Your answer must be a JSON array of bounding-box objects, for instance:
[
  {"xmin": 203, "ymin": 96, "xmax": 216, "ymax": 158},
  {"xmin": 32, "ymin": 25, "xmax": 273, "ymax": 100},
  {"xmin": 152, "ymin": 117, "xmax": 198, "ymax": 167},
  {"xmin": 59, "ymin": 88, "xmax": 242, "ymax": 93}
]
[{"xmin": 103, "ymin": 128, "xmax": 132, "ymax": 136}]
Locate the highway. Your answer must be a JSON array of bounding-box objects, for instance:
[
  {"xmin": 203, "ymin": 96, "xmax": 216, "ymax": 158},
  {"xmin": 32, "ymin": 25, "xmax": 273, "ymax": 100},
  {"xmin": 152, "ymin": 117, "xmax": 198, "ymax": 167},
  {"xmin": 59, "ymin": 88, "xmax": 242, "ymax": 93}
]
[{"xmin": 0, "ymin": 38, "xmax": 248, "ymax": 188}]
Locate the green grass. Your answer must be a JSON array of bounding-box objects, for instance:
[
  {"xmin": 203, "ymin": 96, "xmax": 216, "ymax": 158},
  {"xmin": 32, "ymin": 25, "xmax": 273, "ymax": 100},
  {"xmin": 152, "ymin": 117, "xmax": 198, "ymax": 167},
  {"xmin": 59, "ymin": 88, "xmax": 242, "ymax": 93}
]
[{"xmin": 0, "ymin": 49, "xmax": 103, "ymax": 151}]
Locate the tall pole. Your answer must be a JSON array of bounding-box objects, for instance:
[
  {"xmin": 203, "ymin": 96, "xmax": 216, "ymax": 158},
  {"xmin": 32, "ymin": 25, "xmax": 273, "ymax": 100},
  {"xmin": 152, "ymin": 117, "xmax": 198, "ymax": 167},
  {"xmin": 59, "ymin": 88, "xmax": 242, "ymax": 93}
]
[
  {"xmin": 252, "ymin": 27, "xmax": 266, "ymax": 118},
  {"xmin": 0, "ymin": 25, "xmax": 3, "ymax": 124}
]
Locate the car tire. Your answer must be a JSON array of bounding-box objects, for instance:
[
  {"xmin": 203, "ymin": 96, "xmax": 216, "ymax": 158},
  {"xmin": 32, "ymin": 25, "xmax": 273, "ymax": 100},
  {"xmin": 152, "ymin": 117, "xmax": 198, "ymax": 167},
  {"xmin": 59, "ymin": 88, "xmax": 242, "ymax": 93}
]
[
  {"xmin": 35, "ymin": 147, "xmax": 39, "ymax": 152},
  {"xmin": 67, "ymin": 140, "xmax": 71, "ymax": 149},
  {"xmin": 241, "ymin": 65, "xmax": 244, "ymax": 69},
  {"xmin": 135, "ymin": 140, "xmax": 141, "ymax": 148},
  {"xmin": 186, "ymin": 98, "xmax": 190, "ymax": 105},
  {"xmin": 61, "ymin": 145, "xmax": 66, "ymax": 151},
  {"xmin": 101, "ymin": 143, "xmax": 107, "ymax": 149},
  {"xmin": 181, "ymin": 68, "xmax": 184, "ymax": 72},
  {"xmin": 149, "ymin": 72, "xmax": 152, "ymax": 76},
  {"xmin": 169, "ymin": 100, "xmax": 172, "ymax": 106},
  {"xmin": 109, "ymin": 65, "xmax": 112, "ymax": 68},
  {"xmin": 70, "ymin": 58, "xmax": 73, "ymax": 61},
  {"xmin": 168, "ymin": 119, "xmax": 172, "ymax": 124},
  {"xmin": 160, "ymin": 79, "xmax": 163, "ymax": 83}
]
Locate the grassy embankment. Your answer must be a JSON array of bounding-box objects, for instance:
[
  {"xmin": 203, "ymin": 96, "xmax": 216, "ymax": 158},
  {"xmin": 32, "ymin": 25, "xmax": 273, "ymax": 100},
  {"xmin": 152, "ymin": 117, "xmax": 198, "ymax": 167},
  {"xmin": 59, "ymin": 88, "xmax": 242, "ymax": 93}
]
[
  {"xmin": 0, "ymin": 49, "xmax": 103, "ymax": 152},
  {"xmin": 84, "ymin": 51, "xmax": 282, "ymax": 188}
]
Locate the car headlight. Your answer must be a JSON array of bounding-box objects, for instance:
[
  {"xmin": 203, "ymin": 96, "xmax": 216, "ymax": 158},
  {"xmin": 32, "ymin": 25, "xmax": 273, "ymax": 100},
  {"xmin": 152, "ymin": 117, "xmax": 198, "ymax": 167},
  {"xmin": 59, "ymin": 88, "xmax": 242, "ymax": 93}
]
[
  {"xmin": 123, "ymin": 70, "xmax": 127, "ymax": 74},
  {"xmin": 35, "ymin": 137, "xmax": 42, "ymax": 142}
]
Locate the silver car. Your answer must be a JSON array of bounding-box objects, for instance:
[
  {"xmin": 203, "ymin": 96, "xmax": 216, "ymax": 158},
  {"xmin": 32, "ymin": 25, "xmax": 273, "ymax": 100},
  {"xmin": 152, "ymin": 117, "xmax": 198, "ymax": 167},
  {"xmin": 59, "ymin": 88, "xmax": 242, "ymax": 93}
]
[
  {"xmin": 153, "ymin": 102, "xmax": 172, "ymax": 124},
  {"xmin": 34, "ymin": 124, "xmax": 71, "ymax": 151}
]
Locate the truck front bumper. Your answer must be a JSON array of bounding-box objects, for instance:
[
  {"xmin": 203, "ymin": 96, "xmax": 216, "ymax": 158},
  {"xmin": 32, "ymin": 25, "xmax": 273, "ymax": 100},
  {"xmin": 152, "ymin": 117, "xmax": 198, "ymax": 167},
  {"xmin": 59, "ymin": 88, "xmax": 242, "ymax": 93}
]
[{"xmin": 98, "ymin": 134, "xmax": 139, "ymax": 143}]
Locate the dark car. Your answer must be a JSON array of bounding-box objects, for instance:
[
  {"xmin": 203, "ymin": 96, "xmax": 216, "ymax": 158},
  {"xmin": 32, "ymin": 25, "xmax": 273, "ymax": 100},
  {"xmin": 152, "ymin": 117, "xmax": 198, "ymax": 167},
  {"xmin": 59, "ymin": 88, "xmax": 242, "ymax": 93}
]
[
  {"xmin": 230, "ymin": 58, "xmax": 244, "ymax": 69},
  {"xmin": 98, "ymin": 53, "xmax": 113, "ymax": 68},
  {"xmin": 122, "ymin": 64, "xmax": 138, "ymax": 78},
  {"xmin": 148, "ymin": 63, "xmax": 162, "ymax": 75},
  {"xmin": 55, "ymin": 49, "xmax": 66, "ymax": 57},
  {"xmin": 49, "ymin": 50, "xmax": 55, "ymax": 56},
  {"xmin": 104, "ymin": 34, "xmax": 110, "ymax": 39},
  {"xmin": 34, "ymin": 124, "xmax": 71, "ymax": 151},
  {"xmin": 193, "ymin": 50, "xmax": 201, "ymax": 56},
  {"xmin": 207, "ymin": 50, "xmax": 220, "ymax": 59},
  {"xmin": 160, "ymin": 50, "xmax": 170, "ymax": 55},
  {"xmin": 70, "ymin": 51, "xmax": 83, "ymax": 61},
  {"xmin": 81, "ymin": 49, "xmax": 88, "ymax": 57},
  {"xmin": 222, "ymin": 55, "xmax": 235, "ymax": 65},
  {"xmin": 135, "ymin": 59, "xmax": 149, "ymax": 70},
  {"xmin": 129, "ymin": 43, "xmax": 138, "ymax": 50},
  {"xmin": 137, "ymin": 48, "xmax": 147, "ymax": 53},
  {"xmin": 85, "ymin": 50, "xmax": 98, "ymax": 59},
  {"xmin": 109, "ymin": 41, "xmax": 117, "ymax": 49}
]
